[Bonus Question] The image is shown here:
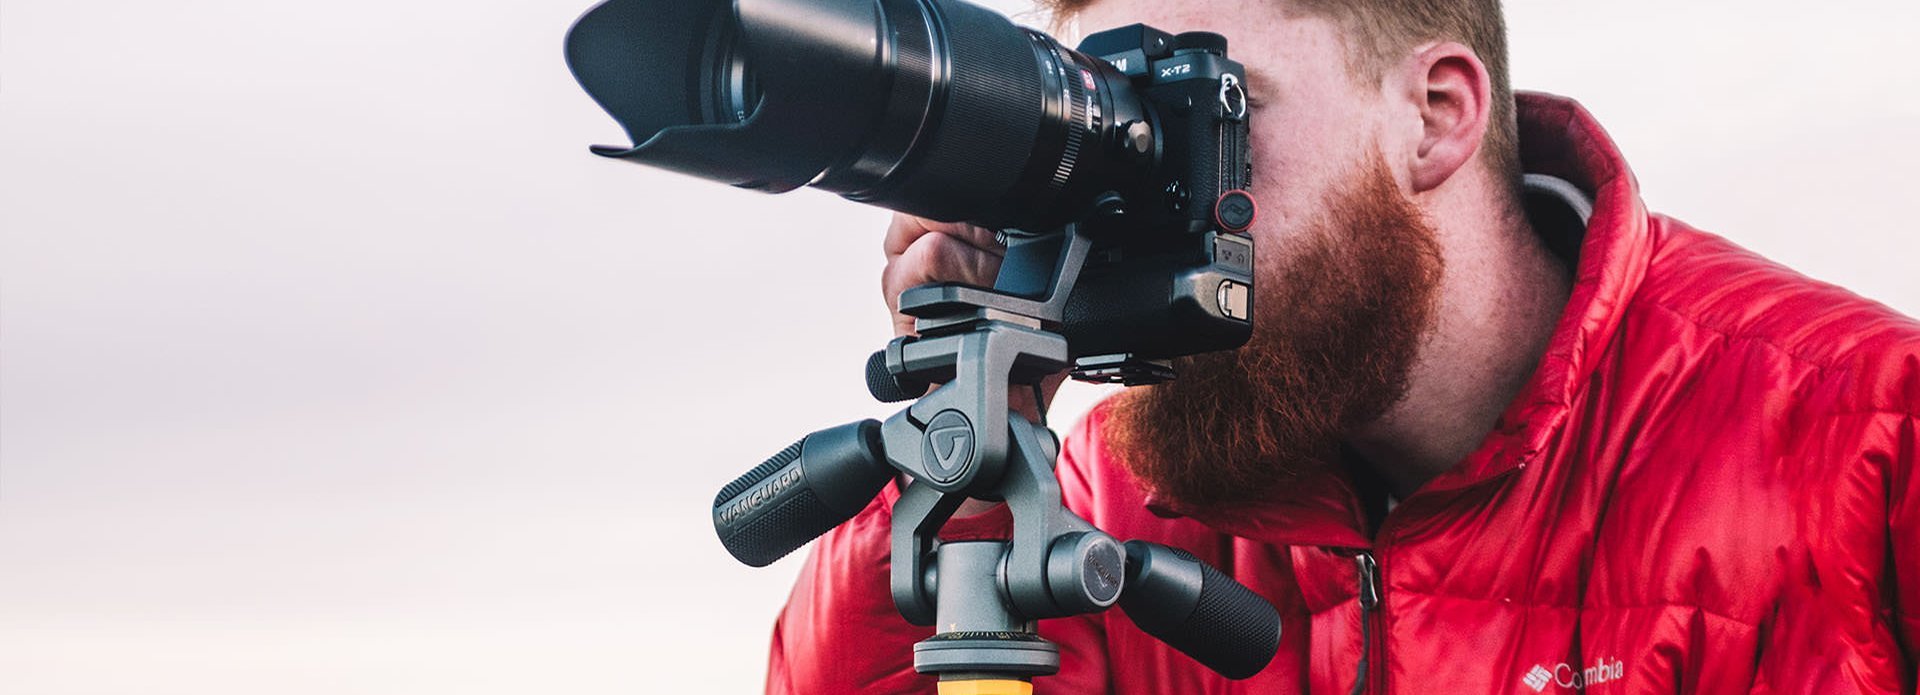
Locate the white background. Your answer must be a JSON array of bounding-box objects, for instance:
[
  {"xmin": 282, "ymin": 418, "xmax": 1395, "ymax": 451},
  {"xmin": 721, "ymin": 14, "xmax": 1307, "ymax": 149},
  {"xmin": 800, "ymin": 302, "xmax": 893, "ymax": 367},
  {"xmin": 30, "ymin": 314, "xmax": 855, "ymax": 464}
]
[{"xmin": 2, "ymin": 1, "xmax": 1915, "ymax": 693}]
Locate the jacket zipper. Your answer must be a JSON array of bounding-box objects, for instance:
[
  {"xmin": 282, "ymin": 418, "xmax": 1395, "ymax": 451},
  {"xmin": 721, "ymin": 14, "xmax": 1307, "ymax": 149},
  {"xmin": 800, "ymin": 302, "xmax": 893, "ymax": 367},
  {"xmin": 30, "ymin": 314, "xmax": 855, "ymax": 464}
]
[{"xmin": 1351, "ymin": 552, "xmax": 1384, "ymax": 695}]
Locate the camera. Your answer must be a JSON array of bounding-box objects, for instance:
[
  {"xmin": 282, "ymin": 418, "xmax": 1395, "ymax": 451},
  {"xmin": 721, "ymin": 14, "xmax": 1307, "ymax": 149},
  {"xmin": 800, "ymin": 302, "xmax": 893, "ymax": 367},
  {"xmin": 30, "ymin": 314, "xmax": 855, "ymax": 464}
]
[{"xmin": 565, "ymin": 0, "xmax": 1258, "ymax": 380}]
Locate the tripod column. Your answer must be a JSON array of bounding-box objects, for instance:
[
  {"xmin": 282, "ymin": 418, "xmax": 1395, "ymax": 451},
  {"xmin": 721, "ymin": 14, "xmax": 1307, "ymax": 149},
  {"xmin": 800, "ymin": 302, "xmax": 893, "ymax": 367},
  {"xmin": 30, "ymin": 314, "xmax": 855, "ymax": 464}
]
[{"xmin": 913, "ymin": 541, "xmax": 1059, "ymax": 689}]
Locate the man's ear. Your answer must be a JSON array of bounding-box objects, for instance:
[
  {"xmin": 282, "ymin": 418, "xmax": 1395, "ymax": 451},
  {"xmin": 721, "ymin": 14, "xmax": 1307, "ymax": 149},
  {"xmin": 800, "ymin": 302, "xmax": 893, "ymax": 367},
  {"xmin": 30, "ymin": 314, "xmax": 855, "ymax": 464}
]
[{"xmin": 1403, "ymin": 42, "xmax": 1492, "ymax": 193}]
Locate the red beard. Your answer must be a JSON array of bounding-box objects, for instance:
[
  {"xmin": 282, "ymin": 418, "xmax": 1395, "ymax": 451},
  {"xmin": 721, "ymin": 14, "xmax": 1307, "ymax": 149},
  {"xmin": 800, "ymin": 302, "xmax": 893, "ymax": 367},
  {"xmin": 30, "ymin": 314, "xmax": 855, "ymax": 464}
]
[{"xmin": 1105, "ymin": 157, "xmax": 1444, "ymax": 510}]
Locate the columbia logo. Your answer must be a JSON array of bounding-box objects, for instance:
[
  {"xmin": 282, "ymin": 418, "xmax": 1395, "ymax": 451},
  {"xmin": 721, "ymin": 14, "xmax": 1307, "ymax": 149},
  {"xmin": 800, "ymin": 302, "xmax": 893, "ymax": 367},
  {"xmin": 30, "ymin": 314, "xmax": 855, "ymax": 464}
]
[
  {"xmin": 1521, "ymin": 657, "xmax": 1625, "ymax": 691},
  {"xmin": 1522, "ymin": 665, "xmax": 1553, "ymax": 692}
]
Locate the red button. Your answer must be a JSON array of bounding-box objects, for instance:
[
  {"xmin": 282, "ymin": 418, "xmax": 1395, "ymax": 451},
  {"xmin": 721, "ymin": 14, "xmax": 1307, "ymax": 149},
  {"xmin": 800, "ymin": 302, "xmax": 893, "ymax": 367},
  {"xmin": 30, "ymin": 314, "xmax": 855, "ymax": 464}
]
[{"xmin": 1213, "ymin": 190, "xmax": 1257, "ymax": 233}]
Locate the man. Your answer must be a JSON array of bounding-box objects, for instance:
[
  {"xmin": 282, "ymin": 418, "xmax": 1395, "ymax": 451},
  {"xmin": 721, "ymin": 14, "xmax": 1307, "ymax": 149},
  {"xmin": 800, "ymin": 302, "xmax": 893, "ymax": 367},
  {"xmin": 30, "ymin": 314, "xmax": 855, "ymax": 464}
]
[{"xmin": 771, "ymin": 0, "xmax": 1920, "ymax": 692}]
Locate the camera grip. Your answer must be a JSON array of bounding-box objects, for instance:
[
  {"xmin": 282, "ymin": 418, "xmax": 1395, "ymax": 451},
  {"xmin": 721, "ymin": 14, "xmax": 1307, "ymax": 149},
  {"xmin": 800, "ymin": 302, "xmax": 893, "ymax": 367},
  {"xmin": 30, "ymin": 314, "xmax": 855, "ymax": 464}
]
[{"xmin": 1062, "ymin": 251, "xmax": 1252, "ymax": 360}]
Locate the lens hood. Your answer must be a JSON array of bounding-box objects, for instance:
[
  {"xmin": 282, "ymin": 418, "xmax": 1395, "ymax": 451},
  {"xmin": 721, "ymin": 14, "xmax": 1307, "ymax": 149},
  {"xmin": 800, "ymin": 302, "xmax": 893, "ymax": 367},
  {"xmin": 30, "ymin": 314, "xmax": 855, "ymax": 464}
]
[{"xmin": 565, "ymin": 0, "xmax": 890, "ymax": 192}]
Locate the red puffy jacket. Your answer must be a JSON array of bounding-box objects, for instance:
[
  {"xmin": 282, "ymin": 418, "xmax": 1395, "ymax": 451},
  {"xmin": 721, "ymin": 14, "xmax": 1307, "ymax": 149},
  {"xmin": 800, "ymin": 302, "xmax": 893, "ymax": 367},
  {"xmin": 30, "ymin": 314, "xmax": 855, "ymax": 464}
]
[{"xmin": 766, "ymin": 92, "xmax": 1920, "ymax": 693}]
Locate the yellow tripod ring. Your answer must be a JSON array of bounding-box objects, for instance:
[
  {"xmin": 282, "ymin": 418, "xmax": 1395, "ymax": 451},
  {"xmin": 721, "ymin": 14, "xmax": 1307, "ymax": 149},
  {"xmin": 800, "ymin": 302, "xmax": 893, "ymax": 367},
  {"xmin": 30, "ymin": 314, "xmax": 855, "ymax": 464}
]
[{"xmin": 936, "ymin": 679, "xmax": 1034, "ymax": 695}]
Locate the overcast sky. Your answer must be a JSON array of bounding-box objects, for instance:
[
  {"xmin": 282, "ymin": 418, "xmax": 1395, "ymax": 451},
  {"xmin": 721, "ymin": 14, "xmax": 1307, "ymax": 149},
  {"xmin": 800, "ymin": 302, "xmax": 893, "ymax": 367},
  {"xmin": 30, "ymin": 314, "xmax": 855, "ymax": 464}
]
[{"xmin": 3, "ymin": 1, "xmax": 1916, "ymax": 693}]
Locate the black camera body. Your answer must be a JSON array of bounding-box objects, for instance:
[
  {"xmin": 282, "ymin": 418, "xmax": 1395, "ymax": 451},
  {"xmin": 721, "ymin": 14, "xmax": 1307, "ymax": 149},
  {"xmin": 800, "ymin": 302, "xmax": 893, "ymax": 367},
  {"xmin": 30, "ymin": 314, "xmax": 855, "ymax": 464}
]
[
  {"xmin": 1054, "ymin": 25, "xmax": 1255, "ymax": 377},
  {"xmin": 1072, "ymin": 24, "xmax": 1252, "ymax": 237}
]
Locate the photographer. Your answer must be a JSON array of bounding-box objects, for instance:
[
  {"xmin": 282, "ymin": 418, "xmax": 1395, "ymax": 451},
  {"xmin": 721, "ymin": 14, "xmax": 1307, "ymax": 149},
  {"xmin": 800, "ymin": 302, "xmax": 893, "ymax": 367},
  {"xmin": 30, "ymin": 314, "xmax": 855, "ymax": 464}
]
[{"xmin": 774, "ymin": 0, "xmax": 1920, "ymax": 692}]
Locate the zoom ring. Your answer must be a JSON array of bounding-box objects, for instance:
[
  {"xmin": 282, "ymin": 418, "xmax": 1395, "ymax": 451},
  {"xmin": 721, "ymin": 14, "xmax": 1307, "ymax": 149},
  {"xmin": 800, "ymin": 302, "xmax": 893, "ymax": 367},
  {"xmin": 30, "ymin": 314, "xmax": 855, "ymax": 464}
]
[{"xmin": 1036, "ymin": 35, "xmax": 1091, "ymax": 193}]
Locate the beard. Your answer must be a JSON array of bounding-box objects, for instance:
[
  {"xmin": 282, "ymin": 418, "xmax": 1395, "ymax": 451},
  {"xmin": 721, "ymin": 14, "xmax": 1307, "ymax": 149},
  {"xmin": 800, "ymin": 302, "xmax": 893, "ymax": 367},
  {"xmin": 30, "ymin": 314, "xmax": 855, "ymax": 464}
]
[{"xmin": 1104, "ymin": 155, "xmax": 1444, "ymax": 510}]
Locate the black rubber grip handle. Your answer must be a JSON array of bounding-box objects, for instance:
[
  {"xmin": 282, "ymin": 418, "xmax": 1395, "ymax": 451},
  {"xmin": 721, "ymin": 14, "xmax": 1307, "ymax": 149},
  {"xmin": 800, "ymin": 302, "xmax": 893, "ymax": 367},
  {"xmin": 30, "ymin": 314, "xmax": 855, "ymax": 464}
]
[
  {"xmin": 1117, "ymin": 540, "xmax": 1281, "ymax": 680},
  {"xmin": 865, "ymin": 350, "xmax": 923, "ymax": 403},
  {"xmin": 713, "ymin": 420, "xmax": 892, "ymax": 567}
]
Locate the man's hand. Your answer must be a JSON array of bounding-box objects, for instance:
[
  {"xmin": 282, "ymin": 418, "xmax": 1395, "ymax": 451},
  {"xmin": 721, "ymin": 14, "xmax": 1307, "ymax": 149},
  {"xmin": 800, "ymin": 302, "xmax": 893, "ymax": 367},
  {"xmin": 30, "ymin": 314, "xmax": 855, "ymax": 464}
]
[{"xmin": 881, "ymin": 213, "xmax": 1006, "ymax": 338}]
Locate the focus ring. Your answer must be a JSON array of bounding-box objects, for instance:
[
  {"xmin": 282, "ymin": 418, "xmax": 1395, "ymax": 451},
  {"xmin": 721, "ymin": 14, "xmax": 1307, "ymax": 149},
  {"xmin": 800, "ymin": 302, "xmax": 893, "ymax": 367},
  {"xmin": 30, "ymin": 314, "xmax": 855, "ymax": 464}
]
[{"xmin": 1042, "ymin": 35, "xmax": 1090, "ymax": 193}]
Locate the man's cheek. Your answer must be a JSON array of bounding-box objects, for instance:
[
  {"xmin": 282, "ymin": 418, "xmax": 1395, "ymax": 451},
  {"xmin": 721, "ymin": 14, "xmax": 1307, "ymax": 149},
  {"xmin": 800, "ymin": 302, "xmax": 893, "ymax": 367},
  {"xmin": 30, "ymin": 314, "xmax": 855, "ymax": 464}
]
[
  {"xmin": 1244, "ymin": 175, "xmax": 1331, "ymax": 261},
  {"xmin": 1248, "ymin": 145, "xmax": 1336, "ymax": 217}
]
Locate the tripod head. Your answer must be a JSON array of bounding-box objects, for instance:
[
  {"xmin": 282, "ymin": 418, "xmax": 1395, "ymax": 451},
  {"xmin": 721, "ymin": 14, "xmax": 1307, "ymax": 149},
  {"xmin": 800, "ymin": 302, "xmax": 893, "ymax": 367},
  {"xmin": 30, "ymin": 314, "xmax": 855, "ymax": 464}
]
[{"xmin": 712, "ymin": 222, "xmax": 1281, "ymax": 687}]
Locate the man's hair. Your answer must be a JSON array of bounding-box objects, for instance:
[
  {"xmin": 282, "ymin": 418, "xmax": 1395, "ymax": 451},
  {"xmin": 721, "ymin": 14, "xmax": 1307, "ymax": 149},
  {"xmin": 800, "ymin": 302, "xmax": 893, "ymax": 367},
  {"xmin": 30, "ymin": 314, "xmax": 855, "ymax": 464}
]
[{"xmin": 1044, "ymin": 0, "xmax": 1521, "ymax": 192}]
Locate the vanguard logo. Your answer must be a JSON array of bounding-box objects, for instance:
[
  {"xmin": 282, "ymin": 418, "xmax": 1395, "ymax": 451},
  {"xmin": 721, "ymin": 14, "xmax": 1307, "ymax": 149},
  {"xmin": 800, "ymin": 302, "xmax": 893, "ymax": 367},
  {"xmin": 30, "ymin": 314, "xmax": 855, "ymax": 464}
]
[
  {"xmin": 715, "ymin": 466, "xmax": 802, "ymax": 528},
  {"xmin": 1521, "ymin": 657, "xmax": 1625, "ymax": 692}
]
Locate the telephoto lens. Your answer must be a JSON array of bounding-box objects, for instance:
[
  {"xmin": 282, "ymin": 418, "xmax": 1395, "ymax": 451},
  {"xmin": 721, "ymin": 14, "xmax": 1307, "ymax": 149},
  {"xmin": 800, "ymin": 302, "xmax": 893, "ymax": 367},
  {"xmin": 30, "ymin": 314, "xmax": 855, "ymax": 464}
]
[{"xmin": 564, "ymin": 0, "xmax": 1155, "ymax": 231}]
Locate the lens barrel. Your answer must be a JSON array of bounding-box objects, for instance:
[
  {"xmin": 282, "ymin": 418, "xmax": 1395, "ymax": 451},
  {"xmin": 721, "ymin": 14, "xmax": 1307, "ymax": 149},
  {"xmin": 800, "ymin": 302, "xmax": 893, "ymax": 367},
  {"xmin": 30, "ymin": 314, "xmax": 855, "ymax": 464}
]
[{"xmin": 565, "ymin": 0, "xmax": 1150, "ymax": 230}]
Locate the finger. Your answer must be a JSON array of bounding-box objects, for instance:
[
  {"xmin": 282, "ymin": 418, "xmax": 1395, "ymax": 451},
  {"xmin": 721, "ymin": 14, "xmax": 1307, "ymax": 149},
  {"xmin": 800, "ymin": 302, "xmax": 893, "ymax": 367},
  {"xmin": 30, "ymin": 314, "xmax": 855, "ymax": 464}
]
[
  {"xmin": 891, "ymin": 308, "xmax": 919, "ymax": 338},
  {"xmin": 884, "ymin": 231, "xmax": 1005, "ymax": 300},
  {"xmin": 885, "ymin": 238, "xmax": 989, "ymax": 338},
  {"xmin": 883, "ymin": 214, "xmax": 1004, "ymax": 260},
  {"xmin": 881, "ymin": 233, "xmax": 1005, "ymax": 336}
]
